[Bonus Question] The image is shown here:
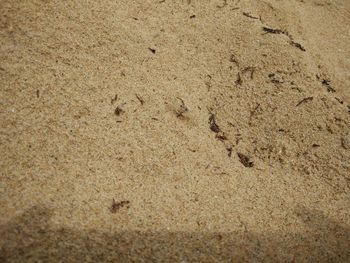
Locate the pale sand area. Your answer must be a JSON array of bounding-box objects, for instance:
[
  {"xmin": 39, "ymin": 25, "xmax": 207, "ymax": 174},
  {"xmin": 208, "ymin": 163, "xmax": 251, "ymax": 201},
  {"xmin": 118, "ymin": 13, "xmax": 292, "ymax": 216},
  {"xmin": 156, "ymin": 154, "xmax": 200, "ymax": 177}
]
[{"xmin": 1, "ymin": 0, "xmax": 350, "ymax": 261}]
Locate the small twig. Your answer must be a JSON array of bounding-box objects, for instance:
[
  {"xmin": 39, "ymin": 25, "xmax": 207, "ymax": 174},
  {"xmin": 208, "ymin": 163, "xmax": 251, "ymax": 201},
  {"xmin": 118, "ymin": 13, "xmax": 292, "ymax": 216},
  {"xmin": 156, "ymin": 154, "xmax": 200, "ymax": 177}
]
[
  {"xmin": 290, "ymin": 40, "xmax": 306, "ymax": 51},
  {"xmin": 237, "ymin": 153, "xmax": 254, "ymax": 167},
  {"xmin": 296, "ymin": 96, "xmax": 313, "ymax": 107},
  {"xmin": 243, "ymin": 12, "xmax": 259, "ymax": 19},
  {"xmin": 335, "ymin": 97, "xmax": 343, "ymax": 104},
  {"xmin": 209, "ymin": 113, "xmax": 221, "ymax": 133},
  {"xmin": 263, "ymin": 26, "xmax": 306, "ymax": 51},
  {"xmin": 262, "ymin": 26, "xmax": 285, "ymax": 35},
  {"xmin": 135, "ymin": 94, "xmax": 144, "ymax": 105}
]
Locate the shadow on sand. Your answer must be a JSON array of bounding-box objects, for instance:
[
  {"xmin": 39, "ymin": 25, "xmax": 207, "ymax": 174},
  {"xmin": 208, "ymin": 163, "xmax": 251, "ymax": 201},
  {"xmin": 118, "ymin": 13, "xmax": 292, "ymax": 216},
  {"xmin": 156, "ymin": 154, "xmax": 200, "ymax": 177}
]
[{"xmin": 0, "ymin": 206, "xmax": 349, "ymax": 262}]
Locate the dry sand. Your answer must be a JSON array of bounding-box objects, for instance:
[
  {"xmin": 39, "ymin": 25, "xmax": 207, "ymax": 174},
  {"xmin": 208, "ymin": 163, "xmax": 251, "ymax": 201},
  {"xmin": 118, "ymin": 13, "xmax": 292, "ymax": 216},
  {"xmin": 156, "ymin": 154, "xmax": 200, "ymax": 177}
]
[{"xmin": 1, "ymin": 0, "xmax": 350, "ymax": 262}]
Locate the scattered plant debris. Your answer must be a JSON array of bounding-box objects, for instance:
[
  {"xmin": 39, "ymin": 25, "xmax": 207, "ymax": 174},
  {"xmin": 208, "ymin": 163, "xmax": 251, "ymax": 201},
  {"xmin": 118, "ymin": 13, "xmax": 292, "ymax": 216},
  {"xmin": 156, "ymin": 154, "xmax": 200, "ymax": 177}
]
[
  {"xmin": 190, "ymin": 15, "xmax": 196, "ymax": 18},
  {"xmin": 296, "ymin": 96, "xmax": 313, "ymax": 107},
  {"xmin": 209, "ymin": 113, "xmax": 221, "ymax": 133},
  {"xmin": 110, "ymin": 199, "xmax": 130, "ymax": 213},
  {"xmin": 36, "ymin": 90, "xmax": 40, "ymax": 98},
  {"xmin": 237, "ymin": 153, "xmax": 254, "ymax": 167},
  {"xmin": 312, "ymin": 144, "xmax": 320, "ymax": 148}
]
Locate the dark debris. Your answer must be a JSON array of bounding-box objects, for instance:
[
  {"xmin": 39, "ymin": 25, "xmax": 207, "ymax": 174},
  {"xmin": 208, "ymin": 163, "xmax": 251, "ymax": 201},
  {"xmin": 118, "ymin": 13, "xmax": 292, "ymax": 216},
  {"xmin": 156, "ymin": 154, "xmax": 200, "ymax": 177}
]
[
  {"xmin": 135, "ymin": 94, "xmax": 144, "ymax": 105},
  {"xmin": 110, "ymin": 199, "xmax": 130, "ymax": 213},
  {"xmin": 321, "ymin": 79, "xmax": 336, "ymax": 92},
  {"xmin": 296, "ymin": 96, "xmax": 313, "ymax": 107},
  {"xmin": 226, "ymin": 147, "xmax": 233, "ymax": 157},
  {"xmin": 290, "ymin": 40, "xmax": 306, "ymax": 51},
  {"xmin": 148, "ymin": 48, "xmax": 156, "ymax": 54},
  {"xmin": 237, "ymin": 153, "xmax": 254, "ymax": 167},
  {"xmin": 209, "ymin": 113, "xmax": 221, "ymax": 133},
  {"xmin": 235, "ymin": 72, "xmax": 242, "ymax": 85},
  {"xmin": 216, "ymin": 134, "xmax": 227, "ymax": 141},
  {"xmin": 114, "ymin": 106, "xmax": 124, "ymax": 116},
  {"xmin": 243, "ymin": 12, "xmax": 259, "ymax": 20},
  {"xmin": 262, "ymin": 26, "xmax": 285, "ymax": 35}
]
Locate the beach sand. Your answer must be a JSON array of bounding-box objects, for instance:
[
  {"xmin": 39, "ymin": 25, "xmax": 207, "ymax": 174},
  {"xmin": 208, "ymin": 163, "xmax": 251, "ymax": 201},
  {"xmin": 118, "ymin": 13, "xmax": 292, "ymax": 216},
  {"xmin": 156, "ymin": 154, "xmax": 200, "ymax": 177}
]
[{"xmin": 1, "ymin": 0, "xmax": 350, "ymax": 261}]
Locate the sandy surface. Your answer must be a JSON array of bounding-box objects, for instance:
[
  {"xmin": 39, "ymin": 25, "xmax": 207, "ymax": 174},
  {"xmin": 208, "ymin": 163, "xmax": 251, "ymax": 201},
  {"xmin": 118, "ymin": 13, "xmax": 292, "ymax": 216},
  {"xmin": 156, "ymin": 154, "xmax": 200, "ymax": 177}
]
[{"xmin": 1, "ymin": 0, "xmax": 350, "ymax": 262}]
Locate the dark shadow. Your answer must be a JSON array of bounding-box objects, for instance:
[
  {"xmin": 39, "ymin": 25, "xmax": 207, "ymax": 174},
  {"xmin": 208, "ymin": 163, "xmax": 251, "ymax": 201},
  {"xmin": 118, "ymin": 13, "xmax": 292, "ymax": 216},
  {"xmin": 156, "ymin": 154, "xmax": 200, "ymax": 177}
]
[{"xmin": 1, "ymin": 206, "xmax": 349, "ymax": 262}]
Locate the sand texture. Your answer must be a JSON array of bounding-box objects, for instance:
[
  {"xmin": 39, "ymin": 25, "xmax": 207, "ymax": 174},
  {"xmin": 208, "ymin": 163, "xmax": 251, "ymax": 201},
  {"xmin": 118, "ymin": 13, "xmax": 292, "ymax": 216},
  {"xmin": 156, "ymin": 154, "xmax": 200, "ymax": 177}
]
[{"xmin": 1, "ymin": 0, "xmax": 350, "ymax": 262}]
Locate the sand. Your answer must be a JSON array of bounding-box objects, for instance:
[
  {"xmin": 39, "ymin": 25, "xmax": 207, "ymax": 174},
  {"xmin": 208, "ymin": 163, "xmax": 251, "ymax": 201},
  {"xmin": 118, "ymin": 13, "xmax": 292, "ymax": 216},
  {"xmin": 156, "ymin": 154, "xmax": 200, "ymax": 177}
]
[{"xmin": 1, "ymin": 0, "xmax": 350, "ymax": 262}]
